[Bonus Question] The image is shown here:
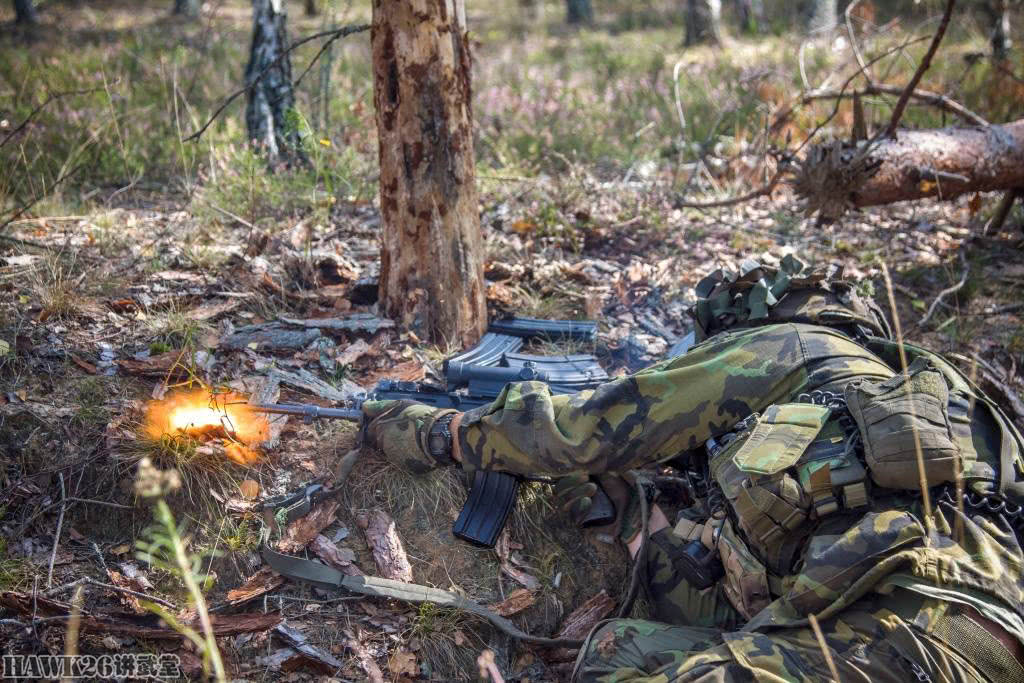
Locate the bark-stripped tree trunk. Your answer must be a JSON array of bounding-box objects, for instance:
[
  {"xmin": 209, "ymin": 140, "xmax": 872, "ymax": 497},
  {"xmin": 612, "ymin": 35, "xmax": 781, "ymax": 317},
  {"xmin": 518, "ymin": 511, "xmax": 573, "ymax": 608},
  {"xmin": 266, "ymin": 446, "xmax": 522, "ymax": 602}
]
[
  {"xmin": 244, "ymin": 0, "xmax": 301, "ymax": 166},
  {"xmin": 174, "ymin": 0, "xmax": 200, "ymax": 17},
  {"xmin": 983, "ymin": 1, "xmax": 1012, "ymax": 59},
  {"xmin": 566, "ymin": 0, "xmax": 593, "ymax": 24},
  {"xmin": 13, "ymin": 0, "xmax": 38, "ymax": 23},
  {"xmin": 371, "ymin": 0, "xmax": 486, "ymax": 346},
  {"xmin": 795, "ymin": 118, "xmax": 1024, "ymax": 221},
  {"xmin": 804, "ymin": 0, "xmax": 837, "ymax": 34},
  {"xmin": 685, "ymin": 0, "xmax": 723, "ymax": 46}
]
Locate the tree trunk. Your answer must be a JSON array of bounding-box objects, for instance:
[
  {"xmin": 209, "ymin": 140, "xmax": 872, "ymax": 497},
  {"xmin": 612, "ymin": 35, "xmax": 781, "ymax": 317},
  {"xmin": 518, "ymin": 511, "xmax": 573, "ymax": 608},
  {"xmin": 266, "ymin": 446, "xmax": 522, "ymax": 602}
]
[
  {"xmin": 735, "ymin": 0, "xmax": 764, "ymax": 33},
  {"xmin": 566, "ymin": 0, "xmax": 593, "ymax": 24},
  {"xmin": 371, "ymin": 0, "xmax": 486, "ymax": 347},
  {"xmin": 14, "ymin": 0, "xmax": 38, "ymax": 23},
  {"xmin": 795, "ymin": 119, "xmax": 1024, "ymax": 221},
  {"xmin": 244, "ymin": 0, "xmax": 301, "ymax": 166},
  {"xmin": 983, "ymin": 1, "xmax": 1012, "ymax": 59},
  {"xmin": 804, "ymin": 0, "xmax": 837, "ymax": 35},
  {"xmin": 305, "ymin": 0, "xmax": 319, "ymax": 16},
  {"xmin": 173, "ymin": 0, "xmax": 200, "ymax": 17},
  {"xmin": 685, "ymin": 0, "xmax": 723, "ymax": 46}
]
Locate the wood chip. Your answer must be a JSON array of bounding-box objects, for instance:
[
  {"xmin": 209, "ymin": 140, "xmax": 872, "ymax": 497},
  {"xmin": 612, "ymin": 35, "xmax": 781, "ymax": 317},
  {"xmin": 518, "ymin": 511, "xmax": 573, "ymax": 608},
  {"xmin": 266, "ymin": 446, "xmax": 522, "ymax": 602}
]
[
  {"xmin": 186, "ymin": 298, "xmax": 240, "ymax": 322},
  {"xmin": 226, "ymin": 567, "xmax": 285, "ymax": 606},
  {"xmin": 356, "ymin": 509, "xmax": 413, "ymax": 582},
  {"xmin": 277, "ymin": 500, "xmax": 341, "ymax": 553},
  {"xmin": 487, "ymin": 588, "xmax": 536, "ymax": 617},
  {"xmin": 555, "ymin": 590, "xmax": 616, "ymax": 640}
]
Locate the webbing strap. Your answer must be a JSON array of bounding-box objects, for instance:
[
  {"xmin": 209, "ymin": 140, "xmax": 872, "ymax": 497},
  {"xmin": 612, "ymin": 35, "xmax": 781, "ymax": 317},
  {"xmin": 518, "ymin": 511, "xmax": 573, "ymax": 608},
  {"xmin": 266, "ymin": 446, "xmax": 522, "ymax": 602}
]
[{"xmin": 262, "ymin": 543, "xmax": 583, "ymax": 648}]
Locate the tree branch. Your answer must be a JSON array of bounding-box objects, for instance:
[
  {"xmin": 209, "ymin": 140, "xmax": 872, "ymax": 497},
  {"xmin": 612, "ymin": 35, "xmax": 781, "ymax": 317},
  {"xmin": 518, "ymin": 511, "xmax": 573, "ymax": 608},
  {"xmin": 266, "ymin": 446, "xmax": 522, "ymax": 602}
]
[
  {"xmin": 183, "ymin": 23, "xmax": 369, "ymax": 143},
  {"xmin": 803, "ymin": 83, "xmax": 987, "ymax": 127},
  {"xmin": 885, "ymin": 0, "xmax": 956, "ymax": 136}
]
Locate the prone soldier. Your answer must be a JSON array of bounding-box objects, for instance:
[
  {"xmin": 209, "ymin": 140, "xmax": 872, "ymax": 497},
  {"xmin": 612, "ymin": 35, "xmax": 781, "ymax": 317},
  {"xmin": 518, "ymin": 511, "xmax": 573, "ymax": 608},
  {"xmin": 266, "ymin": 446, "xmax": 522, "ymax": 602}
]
[{"xmin": 362, "ymin": 256, "xmax": 1024, "ymax": 682}]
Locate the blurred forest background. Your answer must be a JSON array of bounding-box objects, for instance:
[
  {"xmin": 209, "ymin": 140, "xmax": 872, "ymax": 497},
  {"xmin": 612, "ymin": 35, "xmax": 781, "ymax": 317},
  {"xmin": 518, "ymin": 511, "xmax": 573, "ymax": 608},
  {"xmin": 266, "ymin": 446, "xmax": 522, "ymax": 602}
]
[{"xmin": 1, "ymin": 1, "xmax": 1023, "ymax": 680}]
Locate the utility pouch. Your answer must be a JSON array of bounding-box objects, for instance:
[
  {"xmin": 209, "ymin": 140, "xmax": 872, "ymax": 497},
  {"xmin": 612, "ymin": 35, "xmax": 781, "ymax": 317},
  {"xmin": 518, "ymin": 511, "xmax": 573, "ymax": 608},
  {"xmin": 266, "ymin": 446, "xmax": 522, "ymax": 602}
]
[
  {"xmin": 730, "ymin": 404, "xmax": 828, "ymax": 552},
  {"xmin": 718, "ymin": 519, "xmax": 772, "ymax": 620},
  {"xmin": 846, "ymin": 357, "xmax": 963, "ymax": 490}
]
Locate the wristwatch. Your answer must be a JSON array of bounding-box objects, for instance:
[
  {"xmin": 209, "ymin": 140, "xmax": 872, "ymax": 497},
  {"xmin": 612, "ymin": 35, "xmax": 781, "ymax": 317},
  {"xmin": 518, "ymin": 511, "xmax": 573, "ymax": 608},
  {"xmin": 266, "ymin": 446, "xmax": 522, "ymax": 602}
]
[{"xmin": 427, "ymin": 413, "xmax": 455, "ymax": 465}]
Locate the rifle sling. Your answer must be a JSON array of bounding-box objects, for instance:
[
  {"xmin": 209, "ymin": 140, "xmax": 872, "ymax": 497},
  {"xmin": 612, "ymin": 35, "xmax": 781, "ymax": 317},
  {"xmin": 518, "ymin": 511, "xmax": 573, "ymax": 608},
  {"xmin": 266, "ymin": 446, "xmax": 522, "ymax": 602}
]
[{"xmin": 261, "ymin": 543, "xmax": 583, "ymax": 648}]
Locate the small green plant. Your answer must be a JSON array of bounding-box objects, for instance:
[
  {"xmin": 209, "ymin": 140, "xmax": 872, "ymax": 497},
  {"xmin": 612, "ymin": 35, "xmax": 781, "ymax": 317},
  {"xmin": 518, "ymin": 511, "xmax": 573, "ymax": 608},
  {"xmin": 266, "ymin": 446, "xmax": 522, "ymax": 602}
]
[{"xmin": 136, "ymin": 496, "xmax": 226, "ymax": 682}]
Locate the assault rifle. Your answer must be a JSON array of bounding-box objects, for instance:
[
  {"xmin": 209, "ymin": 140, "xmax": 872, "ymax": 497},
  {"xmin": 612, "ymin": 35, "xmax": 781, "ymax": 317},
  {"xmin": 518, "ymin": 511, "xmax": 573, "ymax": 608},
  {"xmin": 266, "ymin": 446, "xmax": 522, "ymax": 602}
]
[{"xmin": 253, "ymin": 317, "xmax": 614, "ymax": 549}]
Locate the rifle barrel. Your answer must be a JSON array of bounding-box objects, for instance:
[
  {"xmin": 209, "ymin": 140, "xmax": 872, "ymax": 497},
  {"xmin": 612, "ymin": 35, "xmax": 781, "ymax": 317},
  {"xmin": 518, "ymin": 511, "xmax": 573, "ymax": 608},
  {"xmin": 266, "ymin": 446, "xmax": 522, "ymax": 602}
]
[{"xmin": 250, "ymin": 403, "xmax": 362, "ymax": 421}]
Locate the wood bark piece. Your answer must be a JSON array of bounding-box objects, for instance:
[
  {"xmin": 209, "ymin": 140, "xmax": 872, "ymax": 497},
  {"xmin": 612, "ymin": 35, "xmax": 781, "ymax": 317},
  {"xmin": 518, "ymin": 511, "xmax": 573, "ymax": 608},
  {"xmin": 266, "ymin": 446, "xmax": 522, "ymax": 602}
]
[
  {"xmin": 555, "ymin": 590, "xmax": 616, "ymax": 640},
  {"xmin": 249, "ymin": 373, "xmax": 286, "ymax": 450},
  {"xmin": 488, "ymin": 588, "xmax": 536, "ymax": 617},
  {"xmin": 223, "ymin": 324, "xmax": 321, "ymax": 351},
  {"xmin": 356, "ymin": 509, "xmax": 412, "ymax": 582},
  {"xmin": 371, "ymin": 0, "xmax": 487, "ymax": 346},
  {"xmin": 795, "ymin": 118, "xmax": 1024, "ymax": 221},
  {"xmin": 274, "ymin": 623, "xmax": 344, "ymax": 674},
  {"xmin": 311, "ymin": 534, "xmax": 364, "ymax": 576},
  {"xmin": 266, "ymin": 367, "xmax": 362, "ymax": 402},
  {"xmin": 277, "ymin": 500, "xmax": 342, "ymax": 553},
  {"xmin": 279, "ymin": 313, "xmax": 394, "ymax": 334},
  {"xmin": 0, "ymin": 591, "xmax": 280, "ymax": 638},
  {"xmin": 226, "ymin": 566, "xmax": 285, "ymax": 606}
]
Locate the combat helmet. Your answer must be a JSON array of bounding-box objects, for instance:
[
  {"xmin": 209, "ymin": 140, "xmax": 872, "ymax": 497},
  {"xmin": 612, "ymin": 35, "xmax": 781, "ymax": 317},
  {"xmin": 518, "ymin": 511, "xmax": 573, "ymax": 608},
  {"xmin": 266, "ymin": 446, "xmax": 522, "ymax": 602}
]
[{"xmin": 689, "ymin": 254, "xmax": 892, "ymax": 342}]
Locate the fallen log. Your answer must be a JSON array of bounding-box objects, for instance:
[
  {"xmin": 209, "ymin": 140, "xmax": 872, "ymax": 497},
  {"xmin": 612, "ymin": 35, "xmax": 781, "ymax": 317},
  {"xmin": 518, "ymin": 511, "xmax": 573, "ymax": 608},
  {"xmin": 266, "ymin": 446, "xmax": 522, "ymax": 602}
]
[{"xmin": 794, "ymin": 118, "xmax": 1024, "ymax": 221}]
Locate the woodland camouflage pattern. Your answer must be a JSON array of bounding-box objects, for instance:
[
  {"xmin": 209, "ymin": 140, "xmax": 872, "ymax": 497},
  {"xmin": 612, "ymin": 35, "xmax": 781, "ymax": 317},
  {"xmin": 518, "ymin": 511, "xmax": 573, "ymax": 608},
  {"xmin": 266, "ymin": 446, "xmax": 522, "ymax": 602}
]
[{"xmin": 367, "ymin": 322, "xmax": 1024, "ymax": 681}]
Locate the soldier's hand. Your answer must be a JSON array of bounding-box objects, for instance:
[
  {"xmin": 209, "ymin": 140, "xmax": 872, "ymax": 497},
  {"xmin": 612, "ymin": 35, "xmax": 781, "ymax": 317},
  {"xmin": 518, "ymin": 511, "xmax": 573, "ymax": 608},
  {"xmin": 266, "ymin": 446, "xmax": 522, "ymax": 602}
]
[
  {"xmin": 553, "ymin": 473, "xmax": 599, "ymax": 522},
  {"xmin": 361, "ymin": 400, "xmax": 457, "ymax": 474}
]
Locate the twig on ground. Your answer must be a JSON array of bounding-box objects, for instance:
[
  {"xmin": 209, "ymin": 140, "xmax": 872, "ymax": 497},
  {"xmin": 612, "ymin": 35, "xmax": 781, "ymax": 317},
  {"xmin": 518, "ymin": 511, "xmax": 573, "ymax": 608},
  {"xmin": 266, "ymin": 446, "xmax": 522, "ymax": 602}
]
[
  {"xmin": 46, "ymin": 473, "xmax": 66, "ymax": 589},
  {"xmin": 885, "ymin": 0, "xmax": 956, "ymax": 136},
  {"xmin": 44, "ymin": 577, "xmax": 177, "ymax": 610},
  {"xmin": 919, "ymin": 249, "xmax": 969, "ymax": 328},
  {"xmin": 206, "ymin": 203, "xmax": 256, "ymax": 230},
  {"xmin": 91, "ymin": 542, "xmax": 109, "ymax": 574},
  {"xmin": 67, "ymin": 497, "xmax": 133, "ymax": 509},
  {"xmin": 184, "ymin": 24, "xmax": 369, "ymax": 143},
  {"xmin": 674, "ymin": 168, "xmax": 785, "ymax": 209}
]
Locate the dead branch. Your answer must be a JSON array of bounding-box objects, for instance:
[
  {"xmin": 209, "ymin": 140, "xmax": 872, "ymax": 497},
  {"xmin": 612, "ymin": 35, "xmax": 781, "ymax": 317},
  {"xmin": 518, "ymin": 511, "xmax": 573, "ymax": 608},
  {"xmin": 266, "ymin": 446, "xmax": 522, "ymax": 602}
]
[
  {"xmin": 44, "ymin": 577, "xmax": 177, "ymax": 610},
  {"xmin": 984, "ymin": 189, "xmax": 1022, "ymax": 235},
  {"xmin": 674, "ymin": 168, "xmax": 785, "ymax": 209},
  {"xmin": 803, "ymin": 83, "xmax": 987, "ymax": 127},
  {"xmin": 918, "ymin": 249, "xmax": 969, "ymax": 328},
  {"xmin": 886, "ymin": 0, "xmax": 956, "ymax": 136}
]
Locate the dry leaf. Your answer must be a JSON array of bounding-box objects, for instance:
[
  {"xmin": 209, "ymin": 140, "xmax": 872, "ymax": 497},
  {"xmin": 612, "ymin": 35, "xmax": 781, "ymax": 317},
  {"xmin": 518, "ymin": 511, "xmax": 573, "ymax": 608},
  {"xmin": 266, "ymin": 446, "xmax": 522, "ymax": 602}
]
[
  {"xmin": 239, "ymin": 479, "xmax": 260, "ymax": 499},
  {"xmin": 71, "ymin": 355, "xmax": 98, "ymax": 374},
  {"xmin": 388, "ymin": 649, "xmax": 417, "ymax": 677}
]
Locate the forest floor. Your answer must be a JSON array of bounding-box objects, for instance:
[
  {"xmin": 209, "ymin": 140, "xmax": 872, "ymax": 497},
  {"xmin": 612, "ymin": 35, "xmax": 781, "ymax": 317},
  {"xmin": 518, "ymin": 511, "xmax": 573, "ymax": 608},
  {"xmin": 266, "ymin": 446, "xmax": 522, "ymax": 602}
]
[{"xmin": 1, "ymin": 1, "xmax": 1023, "ymax": 681}]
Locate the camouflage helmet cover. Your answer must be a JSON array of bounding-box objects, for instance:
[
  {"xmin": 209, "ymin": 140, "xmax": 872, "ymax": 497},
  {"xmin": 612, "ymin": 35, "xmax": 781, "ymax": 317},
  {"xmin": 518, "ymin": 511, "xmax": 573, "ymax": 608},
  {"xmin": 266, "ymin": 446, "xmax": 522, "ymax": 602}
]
[{"xmin": 688, "ymin": 254, "xmax": 892, "ymax": 342}]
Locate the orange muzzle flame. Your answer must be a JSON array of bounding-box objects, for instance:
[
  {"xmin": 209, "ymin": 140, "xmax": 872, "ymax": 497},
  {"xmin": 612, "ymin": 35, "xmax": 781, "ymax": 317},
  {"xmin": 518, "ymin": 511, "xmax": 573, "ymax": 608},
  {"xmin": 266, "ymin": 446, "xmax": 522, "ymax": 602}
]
[{"xmin": 145, "ymin": 391, "xmax": 270, "ymax": 464}]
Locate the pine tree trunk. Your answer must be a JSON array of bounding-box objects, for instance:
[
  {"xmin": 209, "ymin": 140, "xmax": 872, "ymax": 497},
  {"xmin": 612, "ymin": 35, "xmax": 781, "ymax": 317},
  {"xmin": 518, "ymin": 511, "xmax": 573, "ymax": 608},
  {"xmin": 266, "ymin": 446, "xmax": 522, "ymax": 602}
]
[
  {"xmin": 566, "ymin": 0, "xmax": 593, "ymax": 24},
  {"xmin": 173, "ymin": 0, "xmax": 200, "ymax": 17},
  {"xmin": 244, "ymin": 0, "xmax": 300, "ymax": 166},
  {"xmin": 735, "ymin": 0, "xmax": 764, "ymax": 33},
  {"xmin": 14, "ymin": 0, "xmax": 38, "ymax": 23},
  {"xmin": 795, "ymin": 119, "xmax": 1024, "ymax": 221},
  {"xmin": 305, "ymin": 0, "xmax": 319, "ymax": 16},
  {"xmin": 684, "ymin": 0, "xmax": 723, "ymax": 46},
  {"xmin": 371, "ymin": 0, "xmax": 486, "ymax": 346}
]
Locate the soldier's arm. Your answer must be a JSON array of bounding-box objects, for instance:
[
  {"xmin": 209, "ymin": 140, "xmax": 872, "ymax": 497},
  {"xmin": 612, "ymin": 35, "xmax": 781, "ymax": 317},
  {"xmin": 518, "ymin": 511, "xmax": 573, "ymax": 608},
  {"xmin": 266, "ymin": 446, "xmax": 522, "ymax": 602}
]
[{"xmin": 453, "ymin": 325, "xmax": 811, "ymax": 477}]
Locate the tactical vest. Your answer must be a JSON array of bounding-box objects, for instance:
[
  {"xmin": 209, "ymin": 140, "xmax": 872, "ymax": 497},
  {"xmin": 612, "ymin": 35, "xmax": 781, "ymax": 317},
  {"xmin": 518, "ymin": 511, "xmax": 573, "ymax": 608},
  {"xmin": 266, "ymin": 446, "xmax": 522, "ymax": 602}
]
[{"xmin": 686, "ymin": 256, "xmax": 1024, "ymax": 621}]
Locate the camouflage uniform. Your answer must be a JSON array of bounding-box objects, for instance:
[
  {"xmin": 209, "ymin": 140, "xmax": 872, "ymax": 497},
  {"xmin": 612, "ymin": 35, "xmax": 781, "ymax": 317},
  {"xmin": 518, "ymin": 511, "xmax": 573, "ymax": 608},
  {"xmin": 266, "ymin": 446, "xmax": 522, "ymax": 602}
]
[{"xmin": 367, "ymin": 259, "xmax": 1024, "ymax": 682}]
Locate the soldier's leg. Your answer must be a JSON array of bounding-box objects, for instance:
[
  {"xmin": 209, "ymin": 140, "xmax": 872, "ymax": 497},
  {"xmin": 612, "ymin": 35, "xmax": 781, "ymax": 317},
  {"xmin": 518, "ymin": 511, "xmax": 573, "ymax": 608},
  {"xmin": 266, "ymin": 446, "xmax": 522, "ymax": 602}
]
[{"xmin": 573, "ymin": 594, "xmax": 995, "ymax": 683}]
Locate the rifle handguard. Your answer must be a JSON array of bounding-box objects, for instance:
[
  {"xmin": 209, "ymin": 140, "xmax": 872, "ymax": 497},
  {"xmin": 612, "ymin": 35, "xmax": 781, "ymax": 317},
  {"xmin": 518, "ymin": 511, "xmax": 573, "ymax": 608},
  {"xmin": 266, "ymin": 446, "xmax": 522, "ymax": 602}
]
[
  {"xmin": 452, "ymin": 470, "xmax": 519, "ymax": 548},
  {"xmin": 577, "ymin": 483, "xmax": 617, "ymax": 527}
]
